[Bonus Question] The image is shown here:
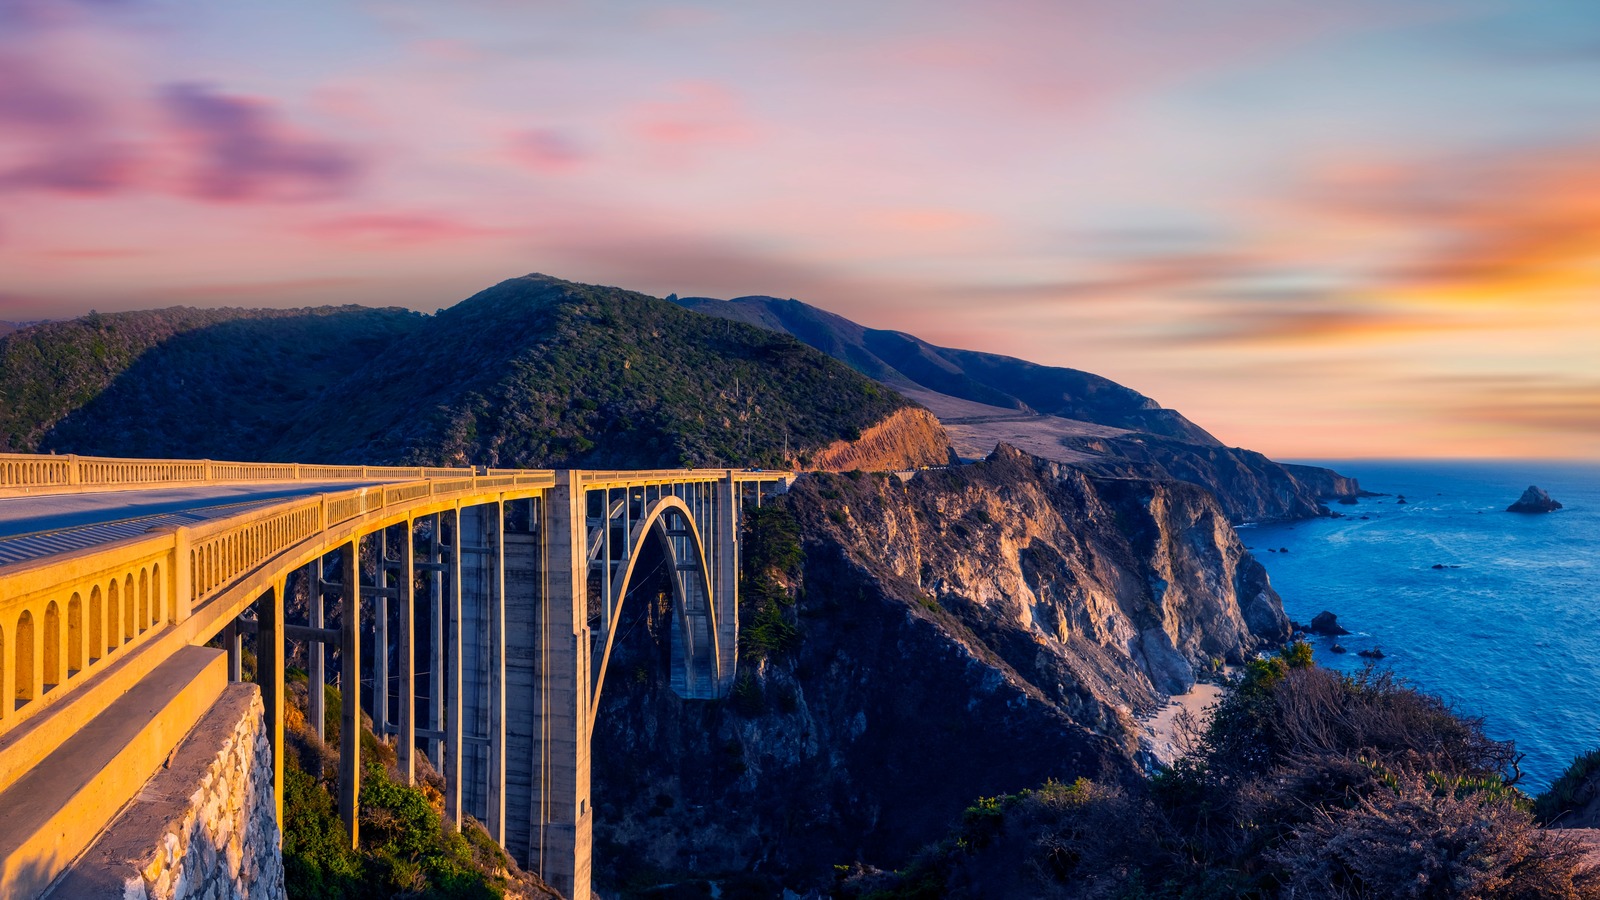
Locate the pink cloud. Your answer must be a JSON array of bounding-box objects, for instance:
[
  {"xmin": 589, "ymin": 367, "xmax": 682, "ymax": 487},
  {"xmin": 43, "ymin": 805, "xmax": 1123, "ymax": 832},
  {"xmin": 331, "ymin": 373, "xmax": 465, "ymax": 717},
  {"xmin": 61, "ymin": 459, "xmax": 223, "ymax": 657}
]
[
  {"xmin": 630, "ymin": 81, "xmax": 757, "ymax": 148},
  {"xmin": 306, "ymin": 212, "xmax": 510, "ymax": 246},
  {"xmin": 162, "ymin": 83, "xmax": 363, "ymax": 202},
  {"xmin": 0, "ymin": 144, "xmax": 139, "ymax": 194},
  {"xmin": 0, "ymin": 50, "xmax": 144, "ymax": 195},
  {"xmin": 509, "ymin": 128, "xmax": 587, "ymax": 172}
]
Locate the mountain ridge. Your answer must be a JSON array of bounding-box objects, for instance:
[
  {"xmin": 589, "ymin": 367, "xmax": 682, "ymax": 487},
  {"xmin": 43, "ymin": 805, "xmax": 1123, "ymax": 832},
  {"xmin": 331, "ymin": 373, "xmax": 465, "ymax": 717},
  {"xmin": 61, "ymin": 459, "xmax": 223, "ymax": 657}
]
[{"xmin": 674, "ymin": 293, "xmax": 1360, "ymax": 521}]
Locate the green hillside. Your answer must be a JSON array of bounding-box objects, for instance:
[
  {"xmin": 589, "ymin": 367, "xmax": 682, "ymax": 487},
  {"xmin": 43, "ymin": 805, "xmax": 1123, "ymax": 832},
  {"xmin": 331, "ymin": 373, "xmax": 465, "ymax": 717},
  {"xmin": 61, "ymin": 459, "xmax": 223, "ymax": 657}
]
[
  {"xmin": 1, "ymin": 275, "xmax": 911, "ymax": 469},
  {"xmin": 0, "ymin": 306, "xmax": 422, "ymax": 454}
]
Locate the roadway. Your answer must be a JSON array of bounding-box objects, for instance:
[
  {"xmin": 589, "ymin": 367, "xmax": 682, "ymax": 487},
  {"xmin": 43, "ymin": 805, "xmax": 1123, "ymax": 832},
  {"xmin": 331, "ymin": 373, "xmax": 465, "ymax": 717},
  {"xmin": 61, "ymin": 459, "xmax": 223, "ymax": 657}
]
[{"xmin": 0, "ymin": 482, "xmax": 393, "ymax": 568}]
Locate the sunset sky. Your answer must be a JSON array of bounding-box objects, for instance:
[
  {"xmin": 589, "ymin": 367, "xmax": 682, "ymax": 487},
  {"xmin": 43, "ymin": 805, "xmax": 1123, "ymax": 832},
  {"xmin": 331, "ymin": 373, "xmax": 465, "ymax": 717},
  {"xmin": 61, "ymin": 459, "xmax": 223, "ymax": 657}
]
[{"xmin": 2, "ymin": 0, "xmax": 1597, "ymax": 459}]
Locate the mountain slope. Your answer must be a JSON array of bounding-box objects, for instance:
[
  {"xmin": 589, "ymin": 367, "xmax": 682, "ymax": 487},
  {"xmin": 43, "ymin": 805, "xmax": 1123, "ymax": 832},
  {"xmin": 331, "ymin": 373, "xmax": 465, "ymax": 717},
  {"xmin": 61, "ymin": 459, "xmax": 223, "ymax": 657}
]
[
  {"xmin": 3, "ymin": 275, "xmax": 948, "ymax": 469},
  {"xmin": 674, "ymin": 294, "xmax": 1360, "ymax": 521},
  {"xmin": 676, "ymin": 295, "xmax": 1218, "ymax": 444},
  {"xmin": 0, "ymin": 306, "xmax": 421, "ymax": 453}
]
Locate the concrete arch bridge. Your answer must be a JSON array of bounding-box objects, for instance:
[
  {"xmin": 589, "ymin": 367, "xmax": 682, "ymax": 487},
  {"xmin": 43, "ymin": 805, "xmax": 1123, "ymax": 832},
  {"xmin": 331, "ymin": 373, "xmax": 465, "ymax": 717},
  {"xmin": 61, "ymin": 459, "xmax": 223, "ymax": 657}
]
[{"xmin": 0, "ymin": 454, "xmax": 792, "ymax": 899}]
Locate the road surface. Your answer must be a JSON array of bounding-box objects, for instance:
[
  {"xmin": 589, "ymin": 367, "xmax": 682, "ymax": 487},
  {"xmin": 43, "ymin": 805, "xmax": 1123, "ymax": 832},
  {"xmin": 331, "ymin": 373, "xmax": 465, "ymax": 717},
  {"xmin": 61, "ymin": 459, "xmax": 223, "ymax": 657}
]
[{"xmin": 0, "ymin": 482, "xmax": 391, "ymax": 567}]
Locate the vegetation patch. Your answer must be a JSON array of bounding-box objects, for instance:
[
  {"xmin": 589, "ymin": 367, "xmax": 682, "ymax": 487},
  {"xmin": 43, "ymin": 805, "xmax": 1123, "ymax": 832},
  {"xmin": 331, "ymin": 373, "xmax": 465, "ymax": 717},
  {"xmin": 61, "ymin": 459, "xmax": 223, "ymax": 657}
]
[{"xmin": 838, "ymin": 645, "xmax": 1600, "ymax": 899}]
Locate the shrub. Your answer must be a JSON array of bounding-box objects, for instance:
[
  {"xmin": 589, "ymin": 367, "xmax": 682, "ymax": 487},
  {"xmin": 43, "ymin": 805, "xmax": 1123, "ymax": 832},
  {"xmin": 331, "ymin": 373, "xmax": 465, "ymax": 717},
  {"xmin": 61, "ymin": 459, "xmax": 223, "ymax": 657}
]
[{"xmin": 1538, "ymin": 747, "xmax": 1600, "ymax": 824}]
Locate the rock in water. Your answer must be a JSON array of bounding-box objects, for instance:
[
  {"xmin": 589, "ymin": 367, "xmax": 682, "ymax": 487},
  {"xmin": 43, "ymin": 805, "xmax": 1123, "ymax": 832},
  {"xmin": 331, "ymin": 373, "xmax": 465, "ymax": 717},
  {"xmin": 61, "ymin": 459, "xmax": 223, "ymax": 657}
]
[
  {"xmin": 1310, "ymin": 610, "xmax": 1350, "ymax": 636},
  {"xmin": 1508, "ymin": 485, "xmax": 1563, "ymax": 514}
]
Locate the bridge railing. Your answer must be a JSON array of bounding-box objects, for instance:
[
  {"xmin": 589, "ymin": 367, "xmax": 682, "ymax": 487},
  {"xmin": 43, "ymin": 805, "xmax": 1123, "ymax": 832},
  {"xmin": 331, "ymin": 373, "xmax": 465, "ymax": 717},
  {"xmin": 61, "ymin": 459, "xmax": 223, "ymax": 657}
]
[
  {"xmin": 0, "ymin": 453, "xmax": 479, "ymax": 496},
  {"xmin": 0, "ymin": 468, "xmax": 555, "ymax": 744}
]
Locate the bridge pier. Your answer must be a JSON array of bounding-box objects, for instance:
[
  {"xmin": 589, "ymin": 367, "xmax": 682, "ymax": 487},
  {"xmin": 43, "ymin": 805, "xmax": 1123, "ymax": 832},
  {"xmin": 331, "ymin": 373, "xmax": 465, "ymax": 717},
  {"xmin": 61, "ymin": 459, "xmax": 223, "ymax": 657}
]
[
  {"xmin": 256, "ymin": 577, "xmax": 286, "ymax": 829},
  {"xmin": 535, "ymin": 471, "xmax": 593, "ymax": 900},
  {"xmin": 396, "ymin": 517, "xmax": 416, "ymax": 784},
  {"xmin": 339, "ymin": 540, "xmax": 362, "ymax": 847},
  {"xmin": 444, "ymin": 508, "xmax": 464, "ymax": 829}
]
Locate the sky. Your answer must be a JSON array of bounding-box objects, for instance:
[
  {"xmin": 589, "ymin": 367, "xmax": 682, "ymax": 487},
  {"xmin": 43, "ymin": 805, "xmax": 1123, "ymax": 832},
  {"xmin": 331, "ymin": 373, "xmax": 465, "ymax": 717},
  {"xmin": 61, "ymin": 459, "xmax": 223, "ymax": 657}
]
[{"xmin": 1, "ymin": 0, "xmax": 1598, "ymax": 460}]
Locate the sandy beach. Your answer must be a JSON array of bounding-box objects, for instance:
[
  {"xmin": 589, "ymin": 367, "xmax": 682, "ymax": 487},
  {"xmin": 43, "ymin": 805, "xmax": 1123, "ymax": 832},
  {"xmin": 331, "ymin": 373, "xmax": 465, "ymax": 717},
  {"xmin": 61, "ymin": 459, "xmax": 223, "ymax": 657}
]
[{"xmin": 1140, "ymin": 683, "xmax": 1225, "ymax": 767}]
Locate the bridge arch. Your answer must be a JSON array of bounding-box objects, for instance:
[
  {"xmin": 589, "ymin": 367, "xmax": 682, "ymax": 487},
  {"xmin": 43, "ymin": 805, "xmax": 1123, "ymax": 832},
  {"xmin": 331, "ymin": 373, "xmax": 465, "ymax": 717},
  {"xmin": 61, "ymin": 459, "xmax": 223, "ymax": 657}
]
[
  {"xmin": 15, "ymin": 609, "xmax": 34, "ymax": 704},
  {"xmin": 123, "ymin": 574, "xmax": 135, "ymax": 641},
  {"xmin": 68, "ymin": 592, "xmax": 83, "ymax": 675},
  {"xmin": 89, "ymin": 585, "xmax": 103, "ymax": 661},
  {"xmin": 588, "ymin": 494, "xmax": 719, "ymax": 732},
  {"xmin": 43, "ymin": 600, "xmax": 61, "ymax": 689}
]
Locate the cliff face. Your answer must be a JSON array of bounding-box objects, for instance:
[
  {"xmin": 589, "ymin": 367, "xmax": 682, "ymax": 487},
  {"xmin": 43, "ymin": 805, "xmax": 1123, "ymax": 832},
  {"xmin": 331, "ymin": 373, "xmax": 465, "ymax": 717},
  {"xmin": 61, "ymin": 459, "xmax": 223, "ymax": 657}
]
[
  {"xmin": 1281, "ymin": 462, "xmax": 1365, "ymax": 500},
  {"xmin": 591, "ymin": 445, "xmax": 1289, "ymax": 892},
  {"xmin": 1064, "ymin": 435, "xmax": 1358, "ymax": 523},
  {"xmin": 807, "ymin": 407, "xmax": 953, "ymax": 472}
]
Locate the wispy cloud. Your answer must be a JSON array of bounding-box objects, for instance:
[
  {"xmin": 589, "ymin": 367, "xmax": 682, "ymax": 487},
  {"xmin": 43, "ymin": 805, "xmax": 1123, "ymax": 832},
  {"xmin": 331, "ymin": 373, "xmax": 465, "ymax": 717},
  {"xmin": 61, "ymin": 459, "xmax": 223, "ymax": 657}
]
[{"xmin": 163, "ymin": 84, "xmax": 363, "ymax": 203}]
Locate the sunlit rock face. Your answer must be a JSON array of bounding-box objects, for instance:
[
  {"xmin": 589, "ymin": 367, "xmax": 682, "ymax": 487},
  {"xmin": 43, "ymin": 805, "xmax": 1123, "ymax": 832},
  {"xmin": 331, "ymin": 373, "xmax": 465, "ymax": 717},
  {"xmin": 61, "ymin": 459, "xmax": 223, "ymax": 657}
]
[{"xmin": 591, "ymin": 443, "xmax": 1289, "ymax": 893}]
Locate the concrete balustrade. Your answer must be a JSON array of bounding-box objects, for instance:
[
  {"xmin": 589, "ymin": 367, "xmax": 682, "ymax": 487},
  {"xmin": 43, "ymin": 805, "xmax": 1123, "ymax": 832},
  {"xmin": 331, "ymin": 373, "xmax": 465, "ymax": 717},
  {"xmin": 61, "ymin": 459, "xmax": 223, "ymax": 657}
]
[
  {"xmin": 0, "ymin": 454, "xmax": 791, "ymax": 900},
  {"xmin": 0, "ymin": 452, "xmax": 483, "ymax": 498}
]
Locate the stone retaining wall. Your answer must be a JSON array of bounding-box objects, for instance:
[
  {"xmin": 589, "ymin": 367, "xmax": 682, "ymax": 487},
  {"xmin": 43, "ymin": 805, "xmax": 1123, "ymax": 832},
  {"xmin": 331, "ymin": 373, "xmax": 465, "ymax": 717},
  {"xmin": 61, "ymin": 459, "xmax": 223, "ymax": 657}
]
[{"xmin": 48, "ymin": 682, "xmax": 285, "ymax": 900}]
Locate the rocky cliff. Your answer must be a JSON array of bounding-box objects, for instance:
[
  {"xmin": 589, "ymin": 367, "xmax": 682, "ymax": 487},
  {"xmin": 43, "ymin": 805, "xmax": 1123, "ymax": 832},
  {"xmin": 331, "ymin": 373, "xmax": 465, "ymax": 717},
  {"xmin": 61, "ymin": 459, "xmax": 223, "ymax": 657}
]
[
  {"xmin": 591, "ymin": 444, "xmax": 1289, "ymax": 893},
  {"xmin": 807, "ymin": 407, "xmax": 953, "ymax": 472},
  {"xmin": 1281, "ymin": 462, "xmax": 1366, "ymax": 500},
  {"xmin": 1063, "ymin": 435, "xmax": 1358, "ymax": 523}
]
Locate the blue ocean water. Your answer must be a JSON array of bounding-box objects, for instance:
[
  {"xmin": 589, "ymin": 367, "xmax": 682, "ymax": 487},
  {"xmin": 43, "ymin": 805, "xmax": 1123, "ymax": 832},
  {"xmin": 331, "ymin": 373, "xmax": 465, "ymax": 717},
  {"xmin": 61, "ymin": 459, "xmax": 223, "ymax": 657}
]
[{"xmin": 1245, "ymin": 460, "xmax": 1600, "ymax": 793}]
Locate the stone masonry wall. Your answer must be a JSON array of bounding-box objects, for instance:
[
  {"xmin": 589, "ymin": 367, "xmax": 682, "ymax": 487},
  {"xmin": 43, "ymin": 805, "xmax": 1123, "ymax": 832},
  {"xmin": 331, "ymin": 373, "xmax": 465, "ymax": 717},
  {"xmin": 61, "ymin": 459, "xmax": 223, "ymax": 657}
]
[{"xmin": 49, "ymin": 683, "xmax": 286, "ymax": 900}]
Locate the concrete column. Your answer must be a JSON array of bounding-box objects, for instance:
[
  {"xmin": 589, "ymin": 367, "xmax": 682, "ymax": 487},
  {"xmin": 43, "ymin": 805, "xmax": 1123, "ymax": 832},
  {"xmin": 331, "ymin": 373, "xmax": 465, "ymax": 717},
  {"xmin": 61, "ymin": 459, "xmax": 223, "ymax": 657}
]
[
  {"xmin": 397, "ymin": 517, "xmax": 416, "ymax": 784},
  {"xmin": 308, "ymin": 560, "xmax": 325, "ymax": 744},
  {"xmin": 256, "ymin": 578, "xmax": 286, "ymax": 829},
  {"xmin": 1, "ymin": 619, "xmax": 13, "ymax": 724},
  {"xmin": 716, "ymin": 473, "xmax": 740, "ymax": 695},
  {"xmin": 223, "ymin": 620, "xmax": 241, "ymax": 682},
  {"xmin": 540, "ymin": 471, "xmax": 593, "ymax": 900},
  {"xmin": 374, "ymin": 528, "xmax": 389, "ymax": 739},
  {"xmin": 444, "ymin": 508, "xmax": 464, "ymax": 830},
  {"xmin": 339, "ymin": 539, "xmax": 362, "ymax": 847},
  {"xmin": 488, "ymin": 500, "xmax": 507, "ymax": 845},
  {"xmin": 429, "ymin": 515, "xmax": 445, "ymax": 767},
  {"xmin": 170, "ymin": 528, "xmax": 192, "ymax": 623}
]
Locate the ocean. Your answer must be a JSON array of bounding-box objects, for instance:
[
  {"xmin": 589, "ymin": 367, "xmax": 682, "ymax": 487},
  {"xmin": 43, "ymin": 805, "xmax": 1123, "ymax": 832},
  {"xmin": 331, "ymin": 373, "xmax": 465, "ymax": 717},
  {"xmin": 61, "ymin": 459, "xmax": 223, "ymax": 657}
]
[{"xmin": 1245, "ymin": 460, "xmax": 1600, "ymax": 793}]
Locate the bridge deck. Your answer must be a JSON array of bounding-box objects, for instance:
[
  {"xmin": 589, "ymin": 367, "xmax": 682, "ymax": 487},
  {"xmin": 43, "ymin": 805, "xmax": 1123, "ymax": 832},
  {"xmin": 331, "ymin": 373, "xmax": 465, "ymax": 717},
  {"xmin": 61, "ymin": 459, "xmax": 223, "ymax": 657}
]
[{"xmin": 0, "ymin": 482, "xmax": 391, "ymax": 568}]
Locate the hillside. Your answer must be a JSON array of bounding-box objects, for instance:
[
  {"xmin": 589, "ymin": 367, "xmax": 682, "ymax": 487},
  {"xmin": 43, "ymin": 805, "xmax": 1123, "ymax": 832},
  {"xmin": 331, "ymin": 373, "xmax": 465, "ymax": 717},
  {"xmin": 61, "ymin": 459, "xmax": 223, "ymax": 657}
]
[
  {"xmin": 0, "ymin": 276, "xmax": 946, "ymax": 469},
  {"xmin": 675, "ymin": 294, "xmax": 1361, "ymax": 521},
  {"xmin": 0, "ymin": 306, "xmax": 423, "ymax": 453},
  {"xmin": 674, "ymin": 295, "xmax": 1217, "ymax": 444}
]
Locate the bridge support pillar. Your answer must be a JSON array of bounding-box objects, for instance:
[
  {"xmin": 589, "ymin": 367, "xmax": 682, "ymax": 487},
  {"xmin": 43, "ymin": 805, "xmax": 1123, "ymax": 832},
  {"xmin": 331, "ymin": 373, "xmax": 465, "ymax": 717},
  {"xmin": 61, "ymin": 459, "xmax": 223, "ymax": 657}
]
[
  {"xmin": 486, "ymin": 503, "xmax": 507, "ymax": 844},
  {"xmin": 428, "ymin": 514, "xmax": 445, "ymax": 770},
  {"xmin": 256, "ymin": 577, "xmax": 286, "ymax": 829},
  {"xmin": 374, "ymin": 528, "xmax": 389, "ymax": 747},
  {"xmin": 397, "ymin": 517, "xmax": 416, "ymax": 784},
  {"xmin": 308, "ymin": 560, "xmax": 325, "ymax": 744},
  {"xmin": 716, "ymin": 472, "xmax": 739, "ymax": 695},
  {"xmin": 537, "ymin": 471, "xmax": 593, "ymax": 900},
  {"xmin": 339, "ymin": 540, "xmax": 362, "ymax": 848},
  {"xmin": 444, "ymin": 509, "xmax": 464, "ymax": 830}
]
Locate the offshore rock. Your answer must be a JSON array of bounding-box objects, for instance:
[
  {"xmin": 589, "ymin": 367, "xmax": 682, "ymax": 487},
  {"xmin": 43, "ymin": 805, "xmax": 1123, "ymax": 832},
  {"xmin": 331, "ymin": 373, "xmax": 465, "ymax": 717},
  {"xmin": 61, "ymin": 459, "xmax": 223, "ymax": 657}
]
[
  {"xmin": 591, "ymin": 443, "xmax": 1290, "ymax": 892},
  {"xmin": 1310, "ymin": 610, "xmax": 1350, "ymax": 636},
  {"xmin": 1508, "ymin": 485, "xmax": 1563, "ymax": 514}
]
